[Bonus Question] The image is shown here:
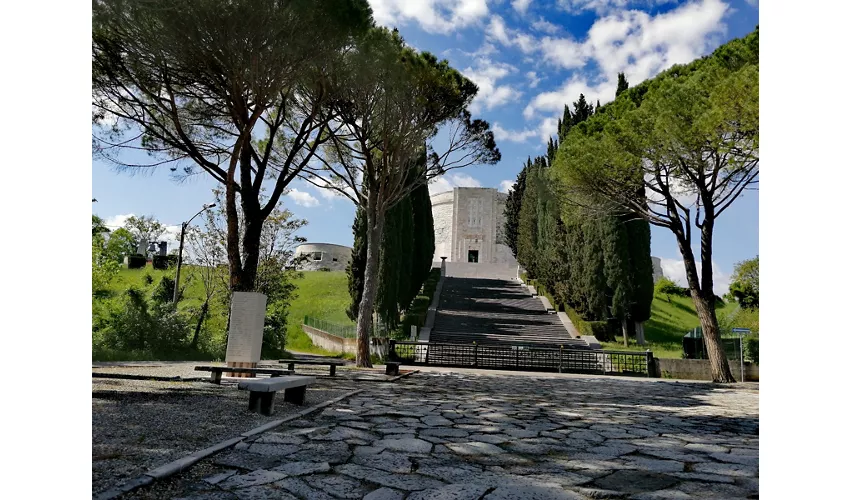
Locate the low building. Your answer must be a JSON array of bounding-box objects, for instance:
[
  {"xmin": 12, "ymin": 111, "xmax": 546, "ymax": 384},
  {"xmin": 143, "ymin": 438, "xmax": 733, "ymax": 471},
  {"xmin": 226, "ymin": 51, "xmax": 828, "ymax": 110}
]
[{"xmin": 294, "ymin": 243, "xmax": 352, "ymax": 271}]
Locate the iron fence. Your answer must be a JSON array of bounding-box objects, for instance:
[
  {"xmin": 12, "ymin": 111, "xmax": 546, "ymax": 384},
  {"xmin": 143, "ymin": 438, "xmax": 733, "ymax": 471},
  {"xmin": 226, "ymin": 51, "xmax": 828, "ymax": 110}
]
[
  {"xmin": 389, "ymin": 341, "xmax": 653, "ymax": 376},
  {"xmin": 303, "ymin": 316, "xmax": 358, "ymax": 338}
]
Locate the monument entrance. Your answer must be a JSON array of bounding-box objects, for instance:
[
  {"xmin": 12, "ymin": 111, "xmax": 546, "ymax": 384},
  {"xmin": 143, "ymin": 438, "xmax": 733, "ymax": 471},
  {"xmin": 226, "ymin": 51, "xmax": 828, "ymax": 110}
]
[{"xmin": 467, "ymin": 250, "xmax": 479, "ymax": 263}]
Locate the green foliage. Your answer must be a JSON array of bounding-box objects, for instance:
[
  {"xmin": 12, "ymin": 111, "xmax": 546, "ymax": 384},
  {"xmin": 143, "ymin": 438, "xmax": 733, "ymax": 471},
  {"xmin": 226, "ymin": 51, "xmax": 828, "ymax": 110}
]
[
  {"xmin": 616, "ymin": 73, "xmax": 629, "ymax": 97},
  {"xmin": 744, "ymin": 333, "xmax": 759, "ymax": 364},
  {"xmin": 92, "ymin": 214, "xmax": 110, "ymax": 237},
  {"xmin": 98, "ymin": 286, "xmax": 191, "ymax": 354},
  {"xmin": 517, "ymin": 160, "xmax": 540, "ymax": 277},
  {"xmin": 408, "ymin": 170, "xmax": 436, "ymax": 307},
  {"xmin": 123, "ymin": 215, "xmax": 166, "ymax": 256},
  {"xmin": 655, "ymin": 277, "xmax": 689, "ymax": 301},
  {"xmin": 399, "ymin": 268, "xmax": 441, "ymax": 336},
  {"xmin": 376, "ymin": 202, "xmax": 403, "ymax": 331},
  {"xmin": 92, "ymin": 239, "xmax": 120, "ymax": 295},
  {"xmin": 729, "ymin": 256, "xmax": 759, "ymax": 309},
  {"xmin": 105, "ymin": 227, "xmax": 136, "ymax": 264},
  {"xmin": 152, "ymin": 254, "xmax": 177, "ymax": 270},
  {"xmin": 626, "ymin": 217, "xmax": 654, "ymax": 322},
  {"xmin": 346, "ymin": 206, "xmax": 368, "ymax": 321},
  {"xmin": 504, "ymin": 158, "xmax": 529, "ymax": 258}
]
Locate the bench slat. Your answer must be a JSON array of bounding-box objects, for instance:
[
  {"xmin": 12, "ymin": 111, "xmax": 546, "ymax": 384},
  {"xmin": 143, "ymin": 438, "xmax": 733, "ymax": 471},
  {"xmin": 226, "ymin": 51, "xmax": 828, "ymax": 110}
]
[{"xmin": 238, "ymin": 376, "xmax": 315, "ymax": 393}]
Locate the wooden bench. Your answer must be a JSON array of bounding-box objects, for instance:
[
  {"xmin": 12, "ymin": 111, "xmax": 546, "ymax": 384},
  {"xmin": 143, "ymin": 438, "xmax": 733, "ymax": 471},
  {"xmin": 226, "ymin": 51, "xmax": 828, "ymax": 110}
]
[
  {"xmin": 238, "ymin": 376, "xmax": 315, "ymax": 415},
  {"xmin": 277, "ymin": 359, "xmax": 346, "ymax": 376},
  {"xmin": 194, "ymin": 365, "xmax": 294, "ymax": 384}
]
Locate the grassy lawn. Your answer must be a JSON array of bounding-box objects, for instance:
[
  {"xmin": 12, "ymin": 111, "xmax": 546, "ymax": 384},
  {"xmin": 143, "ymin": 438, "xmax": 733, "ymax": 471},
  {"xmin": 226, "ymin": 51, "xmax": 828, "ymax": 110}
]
[
  {"xmin": 285, "ymin": 271, "xmax": 354, "ymax": 357},
  {"xmin": 600, "ymin": 294, "xmax": 731, "ymax": 358},
  {"xmin": 97, "ymin": 267, "xmax": 354, "ymax": 359}
]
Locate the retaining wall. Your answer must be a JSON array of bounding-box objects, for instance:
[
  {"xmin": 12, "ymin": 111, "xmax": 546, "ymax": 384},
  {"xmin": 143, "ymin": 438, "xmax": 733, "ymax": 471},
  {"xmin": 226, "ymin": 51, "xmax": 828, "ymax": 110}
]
[{"xmin": 655, "ymin": 358, "xmax": 759, "ymax": 381}]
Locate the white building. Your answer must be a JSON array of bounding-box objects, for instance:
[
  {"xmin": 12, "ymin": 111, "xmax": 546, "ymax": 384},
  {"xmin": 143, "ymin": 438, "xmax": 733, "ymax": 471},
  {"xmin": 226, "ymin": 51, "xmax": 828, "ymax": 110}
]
[
  {"xmin": 430, "ymin": 187, "xmax": 517, "ymax": 266},
  {"xmin": 294, "ymin": 243, "xmax": 352, "ymax": 271}
]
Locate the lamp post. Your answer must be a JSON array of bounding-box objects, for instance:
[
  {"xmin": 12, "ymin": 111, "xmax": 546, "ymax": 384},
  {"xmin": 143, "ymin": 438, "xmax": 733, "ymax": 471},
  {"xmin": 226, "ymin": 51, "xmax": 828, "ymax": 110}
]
[{"xmin": 173, "ymin": 203, "xmax": 216, "ymax": 303}]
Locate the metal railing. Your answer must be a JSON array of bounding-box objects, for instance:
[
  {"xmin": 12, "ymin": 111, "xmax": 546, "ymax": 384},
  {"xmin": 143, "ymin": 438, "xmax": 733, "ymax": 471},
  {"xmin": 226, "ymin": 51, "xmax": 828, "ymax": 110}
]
[
  {"xmin": 303, "ymin": 316, "xmax": 358, "ymax": 339},
  {"xmin": 389, "ymin": 340, "xmax": 654, "ymax": 376}
]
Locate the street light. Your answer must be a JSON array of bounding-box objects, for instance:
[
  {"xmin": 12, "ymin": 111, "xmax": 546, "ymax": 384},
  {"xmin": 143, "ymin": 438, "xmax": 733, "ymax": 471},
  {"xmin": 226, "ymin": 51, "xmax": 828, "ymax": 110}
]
[{"xmin": 173, "ymin": 203, "xmax": 216, "ymax": 303}]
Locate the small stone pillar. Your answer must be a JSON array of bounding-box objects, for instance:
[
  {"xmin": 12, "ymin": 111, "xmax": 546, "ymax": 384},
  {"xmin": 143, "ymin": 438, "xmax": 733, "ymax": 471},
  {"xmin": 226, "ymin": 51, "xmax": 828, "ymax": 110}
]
[{"xmin": 440, "ymin": 256, "xmax": 447, "ymax": 277}]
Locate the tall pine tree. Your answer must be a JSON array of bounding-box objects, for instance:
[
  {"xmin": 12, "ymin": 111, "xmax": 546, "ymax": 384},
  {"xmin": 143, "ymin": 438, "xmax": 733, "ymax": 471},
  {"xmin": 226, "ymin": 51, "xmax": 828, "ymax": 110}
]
[{"xmin": 615, "ymin": 72, "xmax": 629, "ymax": 97}]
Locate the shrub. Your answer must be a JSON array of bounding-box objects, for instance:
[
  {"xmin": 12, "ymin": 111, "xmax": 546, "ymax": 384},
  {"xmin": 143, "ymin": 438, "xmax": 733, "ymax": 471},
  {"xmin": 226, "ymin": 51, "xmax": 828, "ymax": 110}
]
[
  {"xmin": 152, "ymin": 255, "xmax": 178, "ymax": 270},
  {"xmin": 318, "ymin": 267, "xmax": 331, "ymax": 272},
  {"xmin": 127, "ymin": 254, "xmax": 147, "ymax": 269},
  {"xmin": 654, "ymin": 277, "xmax": 689, "ymax": 301},
  {"xmin": 99, "ymin": 287, "xmax": 190, "ymax": 353},
  {"xmin": 744, "ymin": 333, "xmax": 759, "ymax": 364}
]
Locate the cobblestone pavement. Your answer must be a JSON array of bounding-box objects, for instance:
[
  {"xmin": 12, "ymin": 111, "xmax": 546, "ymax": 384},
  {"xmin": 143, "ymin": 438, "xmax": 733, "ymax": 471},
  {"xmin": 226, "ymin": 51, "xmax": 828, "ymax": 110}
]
[{"xmin": 141, "ymin": 371, "xmax": 758, "ymax": 499}]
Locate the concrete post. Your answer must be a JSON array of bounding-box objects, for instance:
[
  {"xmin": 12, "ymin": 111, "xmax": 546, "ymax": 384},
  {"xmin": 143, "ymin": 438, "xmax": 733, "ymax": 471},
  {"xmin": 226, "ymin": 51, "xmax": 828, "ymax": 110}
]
[{"xmin": 440, "ymin": 256, "xmax": 447, "ymax": 277}]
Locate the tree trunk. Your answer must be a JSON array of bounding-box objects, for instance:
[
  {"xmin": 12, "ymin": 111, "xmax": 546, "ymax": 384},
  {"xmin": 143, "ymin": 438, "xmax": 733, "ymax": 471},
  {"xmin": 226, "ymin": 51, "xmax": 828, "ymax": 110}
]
[
  {"xmin": 191, "ymin": 301, "xmax": 209, "ymax": 349},
  {"xmin": 355, "ymin": 206, "xmax": 385, "ymax": 368},
  {"xmin": 674, "ymin": 223, "xmax": 736, "ymax": 383},
  {"xmin": 621, "ymin": 319, "xmax": 629, "ymax": 346},
  {"xmin": 635, "ymin": 321, "xmax": 646, "ymax": 345}
]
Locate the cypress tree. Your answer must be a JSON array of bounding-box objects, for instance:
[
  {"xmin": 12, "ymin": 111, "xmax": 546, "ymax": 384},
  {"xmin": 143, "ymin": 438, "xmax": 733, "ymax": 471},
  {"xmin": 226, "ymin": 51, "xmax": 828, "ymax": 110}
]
[
  {"xmin": 517, "ymin": 160, "xmax": 540, "ymax": 278},
  {"xmin": 572, "ymin": 94, "xmax": 593, "ymax": 125},
  {"xmin": 596, "ymin": 99, "xmax": 601, "ymax": 112},
  {"xmin": 346, "ymin": 206, "xmax": 368, "ymax": 321},
  {"xmin": 625, "ymin": 214, "xmax": 654, "ymax": 342},
  {"xmin": 559, "ymin": 105, "xmax": 572, "ymax": 141},
  {"xmin": 376, "ymin": 203, "xmax": 402, "ymax": 332},
  {"xmin": 395, "ymin": 195, "xmax": 414, "ymax": 313},
  {"xmin": 615, "ymin": 72, "xmax": 629, "ymax": 97},
  {"xmin": 580, "ymin": 218, "xmax": 608, "ymax": 320},
  {"xmin": 600, "ymin": 214, "xmax": 633, "ymax": 344},
  {"xmin": 504, "ymin": 158, "xmax": 530, "ymax": 257},
  {"xmin": 408, "ymin": 177, "xmax": 434, "ymax": 304}
]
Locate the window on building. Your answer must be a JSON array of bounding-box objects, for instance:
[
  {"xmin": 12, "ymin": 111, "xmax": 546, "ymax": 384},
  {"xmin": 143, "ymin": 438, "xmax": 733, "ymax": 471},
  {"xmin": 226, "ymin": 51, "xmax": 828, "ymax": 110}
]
[{"xmin": 311, "ymin": 252, "xmax": 322, "ymax": 261}]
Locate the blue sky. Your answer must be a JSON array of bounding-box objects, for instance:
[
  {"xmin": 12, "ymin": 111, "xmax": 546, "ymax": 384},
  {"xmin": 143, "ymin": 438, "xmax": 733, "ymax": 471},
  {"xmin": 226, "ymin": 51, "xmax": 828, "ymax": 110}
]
[{"xmin": 92, "ymin": 0, "xmax": 759, "ymax": 294}]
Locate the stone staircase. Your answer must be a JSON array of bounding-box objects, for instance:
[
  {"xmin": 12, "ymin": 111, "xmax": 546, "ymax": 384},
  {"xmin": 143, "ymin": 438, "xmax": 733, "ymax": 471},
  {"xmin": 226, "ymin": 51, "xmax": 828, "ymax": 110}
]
[{"xmin": 429, "ymin": 277, "xmax": 592, "ymax": 350}]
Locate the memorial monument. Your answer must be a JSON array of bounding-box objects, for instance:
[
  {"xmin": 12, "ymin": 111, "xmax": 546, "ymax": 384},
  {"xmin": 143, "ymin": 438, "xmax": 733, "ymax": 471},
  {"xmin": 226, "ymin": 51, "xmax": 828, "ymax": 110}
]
[{"xmin": 225, "ymin": 292, "xmax": 267, "ymax": 377}]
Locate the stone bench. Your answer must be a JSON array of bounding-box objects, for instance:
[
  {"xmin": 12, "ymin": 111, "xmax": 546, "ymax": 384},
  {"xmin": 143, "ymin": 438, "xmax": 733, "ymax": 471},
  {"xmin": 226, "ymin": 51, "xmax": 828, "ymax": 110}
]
[
  {"xmin": 385, "ymin": 362, "xmax": 401, "ymax": 376},
  {"xmin": 277, "ymin": 359, "xmax": 346, "ymax": 376},
  {"xmin": 194, "ymin": 365, "xmax": 294, "ymax": 384},
  {"xmin": 238, "ymin": 376, "xmax": 316, "ymax": 415}
]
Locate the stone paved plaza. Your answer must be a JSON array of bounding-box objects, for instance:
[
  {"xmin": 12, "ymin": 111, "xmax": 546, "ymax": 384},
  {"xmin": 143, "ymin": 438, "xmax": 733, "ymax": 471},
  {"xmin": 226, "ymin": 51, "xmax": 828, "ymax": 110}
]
[{"xmin": 132, "ymin": 369, "xmax": 758, "ymax": 499}]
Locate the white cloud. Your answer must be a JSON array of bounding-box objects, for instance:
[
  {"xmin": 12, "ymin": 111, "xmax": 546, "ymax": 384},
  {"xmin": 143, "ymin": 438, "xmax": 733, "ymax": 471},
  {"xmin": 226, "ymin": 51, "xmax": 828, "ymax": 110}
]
[
  {"xmin": 462, "ymin": 59, "xmax": 523, "ymax": 113},
  {"xmin": 287, "ymin": 188, "xmax": 320, "ymax": 208},
  {"xmin": 369, "ymin": 0, "xmax": 489, "ymax": 34},
  {"xmin": 511, "ymin": 0, "xmax": 533, "ymax": 14},
  {"xmin": 499, "ymin": 180, "xmax": 514, "ymax": 193},
  {"xmin": 492, "ymin": 122, "xmax": 539, "ymax": 143},
  {"xmin": 428, "ymin": 172, "xmax": 482, "ymax": 195},
  {"xmin": 531, "ymin": 18, "xmax": 561, "ymax": 34},
  {"xmin": 524, "ymin": 76, "xmax": 616, "ymax": 120},
  {"xmin": 526, "ymin": 71, "xmax": 542, "ymax": 89},
  {"xmin": 659, "ymin": 257, "xmax": 731, "ymax": 296},
  {"xmin": 524, "ymin": 0, "xmax": 729, "ymax": 139},
  {"xmin": 557, "ymin": 0, "xmax": 677, "ymax": 15},
  {"xmin": 485, "ymin": 15, "xmax": 540, "ymax": 54}
]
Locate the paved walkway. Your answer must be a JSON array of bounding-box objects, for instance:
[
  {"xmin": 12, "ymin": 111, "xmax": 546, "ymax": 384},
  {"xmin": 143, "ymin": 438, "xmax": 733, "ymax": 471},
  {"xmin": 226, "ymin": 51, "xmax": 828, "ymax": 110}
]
[{"xmin": 154, "ymin": 371, "xmax": 758, "ymax": 499}]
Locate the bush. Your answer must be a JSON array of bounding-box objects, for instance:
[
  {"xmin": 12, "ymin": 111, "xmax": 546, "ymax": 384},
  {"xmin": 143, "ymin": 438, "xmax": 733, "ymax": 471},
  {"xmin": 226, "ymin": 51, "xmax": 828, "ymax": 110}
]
[
  {"xmin": 318, "ymin": 267, "xmax": 331, "ymax": 272},
  {"xmin": 99, "ymin": 287, "xmax": 190, "ymax": 353},
  {"xmin": 127, "ymin": 254, "xmax": 147, "ymax": 269},
  {"xmin": 654, "ymin": 277, "xmax": 689, "ymax": 301},
  {"xmin": 152, "ymin": 254, "xmax": 178, "ymax": 270},
  {"xmin": 744, "ymin": 333, "xmax": 759, "ymax": 364}
]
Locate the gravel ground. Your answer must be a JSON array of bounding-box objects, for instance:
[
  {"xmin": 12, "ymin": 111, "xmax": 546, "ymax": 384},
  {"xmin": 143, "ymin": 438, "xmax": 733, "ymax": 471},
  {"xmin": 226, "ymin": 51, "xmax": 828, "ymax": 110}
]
[{"xmin": 92, "ymin": 362, "xmax": 375, "ymax": 497}]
